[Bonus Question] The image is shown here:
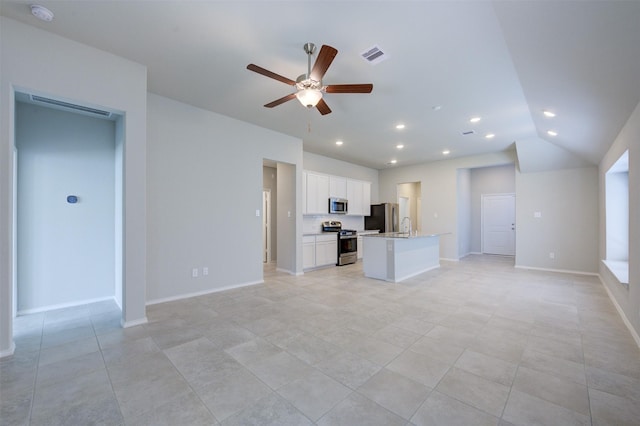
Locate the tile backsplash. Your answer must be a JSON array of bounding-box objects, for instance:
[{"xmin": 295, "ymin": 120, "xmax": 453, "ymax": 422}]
[{"xmin": 303, "ymin": 215, "xmax": 365, "ymax": 234}]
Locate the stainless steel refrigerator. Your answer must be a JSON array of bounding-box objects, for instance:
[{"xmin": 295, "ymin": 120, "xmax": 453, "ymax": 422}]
[{"xmin": 365, "ymin": 203, "xmax": 399, "ymax": 233}]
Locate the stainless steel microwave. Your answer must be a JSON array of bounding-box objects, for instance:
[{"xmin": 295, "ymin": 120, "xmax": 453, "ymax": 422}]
[{"xmin": 329, "ymin": 198, "xmax": 348, "ymax": 214}]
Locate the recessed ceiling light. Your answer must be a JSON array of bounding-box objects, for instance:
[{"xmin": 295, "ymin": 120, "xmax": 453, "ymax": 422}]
[
  {"xmin": 470, "ymin": 117, "xmax": 481, "ymax": 123},
  {"xmin": 543, "ymin": 110, "xmax": 556, "ymax": 118},
  {"xmin": 30, "ymin": 4, "xmax": 54, "ymax": 22},
  {"xmin": 335, "ymin": 140, "xmax": 343, "ymax": 146},
  {"xmin": 547, "ymin": 130, "xmax": 558, "ymax": 136},
  {"xmin": 432, "ymin": 105, "xmax": 442, "ymax": 111},
  {"xmin": 395, "ymin": 124, "xmax": 405, "ymax": 130},
  {"xmin": 396, "ymin": 144, "xmax": 404, "ymax": 149},
  {"xmin": 390, "ymin": 159, "xmax": 397, "ymax": 164},
  {"xmin": 485, "ymin": 133, "xmax": 495, "ymax": 139},
  {"xmin": 442, "ymin": 150, "xmax": 450, "ymax": 155}
]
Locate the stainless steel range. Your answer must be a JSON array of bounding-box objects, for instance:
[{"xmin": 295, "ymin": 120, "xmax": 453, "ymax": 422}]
[{"xmin": 321, "ymin": 221, "xmax": 357, "ymax": 266}]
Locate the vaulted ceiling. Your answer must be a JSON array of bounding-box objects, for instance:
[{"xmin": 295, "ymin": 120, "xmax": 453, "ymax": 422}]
[{"xmin": 2, "ymin": 1, "xmax": 639, "ymax": 170}]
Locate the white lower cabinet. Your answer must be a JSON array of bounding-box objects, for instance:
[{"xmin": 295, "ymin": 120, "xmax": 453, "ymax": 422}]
[
  {"xmin": 303, "ymin": 234, "xmax": 337, "ymax": 270},
  {"xmin": 357, "ymin": 236, "xmax": 363, "ymax": 259},
  {"xmin": 316, "ymin": 235, "xmax": 337, "ymax": 267},
  {"xmin": 303, "ymin": 236, "xmax": 316, "ymax": 269}
]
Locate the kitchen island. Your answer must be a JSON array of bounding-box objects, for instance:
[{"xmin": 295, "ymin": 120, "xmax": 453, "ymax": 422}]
[{"xmin": 362, "ymin": 232, "xmax": 443, "ymax": 283}]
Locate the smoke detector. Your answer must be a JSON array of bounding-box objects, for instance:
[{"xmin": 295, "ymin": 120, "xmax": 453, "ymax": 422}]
[{"xmin": 30, "ymin": 5, "xmax": 54, "ymax": 22}]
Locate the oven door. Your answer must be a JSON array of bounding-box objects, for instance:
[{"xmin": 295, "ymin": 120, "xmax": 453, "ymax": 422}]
[{"xmin": 339, "ymin": 235, "xmax": 357, "ymax": 254}]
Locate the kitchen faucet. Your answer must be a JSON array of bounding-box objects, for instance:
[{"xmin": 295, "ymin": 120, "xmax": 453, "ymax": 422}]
[{"xmin": 401, "ymin": 216, "xmax": 412, "ymax": 235}]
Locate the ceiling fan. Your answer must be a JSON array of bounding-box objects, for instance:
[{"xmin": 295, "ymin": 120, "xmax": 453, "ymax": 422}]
[{"xmin": 247, "ymin": 43, "xmax": 373, "ymax": 115}]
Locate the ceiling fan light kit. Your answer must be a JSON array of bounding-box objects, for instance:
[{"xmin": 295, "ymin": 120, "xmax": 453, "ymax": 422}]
[
  {"xmin": 247, "ymin": 42, "xmax": 373, "ymax": 115},
  {"xmin": 296, "ymin": 88, "xmax": 322, "ymax": 108}
]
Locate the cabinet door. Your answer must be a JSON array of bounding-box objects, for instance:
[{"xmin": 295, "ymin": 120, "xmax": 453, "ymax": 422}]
[
  {"xmin": 306, "ymin": 172, "xmax": 329, "ymax": 215},
  {"xmin": 362, "ymin": 181, "xmax": 371, "ymax": 216},
  {"xmin": 347, "ymin": 179, "xmax": 363, "ymax": 215},
  {"xmin": 303, "ymin": 239, "xmax": 316, "ymax": 269},
  {"xmin": 302, "ymin": 172, "xmax": 308, "ymax": 215},
  {"xmin": 329, "ymin": 176, "xmax": 347, "ymax": 199}
]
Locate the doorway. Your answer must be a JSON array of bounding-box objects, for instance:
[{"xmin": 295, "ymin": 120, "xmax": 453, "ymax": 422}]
[
  {"xmin": 262, "ymin": 162, "xmax": 278, "ymax": 266},
  {"xmin": 14, "ymin": 97, "xmax": 121, "ymax": 315},
  {"xmin": 481, "ymin": 193, "xmax": 516, "ymax": 255},
  {"xmin": 397, "ymin": 182, "xmax": 422, "ymax": 233},
  {"xmin": 262, "ymin": 189, "xmax": 271, "ymax": 263}
]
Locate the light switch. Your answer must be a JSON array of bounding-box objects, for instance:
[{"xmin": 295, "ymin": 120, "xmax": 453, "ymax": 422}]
[
  {"xmin": 256, "ymin": 210, "xmax": 260, "ymax": 217},
  {"xmin": 287, "ymin": 211, "xmax": 291, "ymax": 217},
  {"xmin": 534, "ymin": 211, "xmax": 541, "ymax": 218}
]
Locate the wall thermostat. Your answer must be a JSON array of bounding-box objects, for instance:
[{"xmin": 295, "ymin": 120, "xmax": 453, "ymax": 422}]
[{"xmin": 67, "ymin": 195, "xmax": 78, "ymax": 204}]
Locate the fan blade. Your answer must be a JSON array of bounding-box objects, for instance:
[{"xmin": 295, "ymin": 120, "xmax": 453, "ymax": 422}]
[
  {"xmin": 310, "ymin": 45, "xmax": 338, "ymax": 82},
  {"xmin": 247, "ymin": 64, "xmax": 296, "ymax": 86},
  {"xmin": 316, "ymin": 98, "xmax": 332, "ymax": 115},
  {"xmin": 264, "ymin": 93, "xmax": 297, "ymax": 108},
  {"xmin": 325, "ymin": 84, "xmax": 373, "ymax": 94}
]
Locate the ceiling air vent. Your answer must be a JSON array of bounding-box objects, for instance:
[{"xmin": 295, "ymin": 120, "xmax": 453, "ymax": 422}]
[
  {"xmin": 462, "ymin": 130, "xmax": 475, "ymax": 135},
  {"xmin": 361, "ymin": 45, "xmax": 388, "ymax": 65},
  {"xmin": 30, "ymin": 95, "xmax": 112, "ymax": 118}
]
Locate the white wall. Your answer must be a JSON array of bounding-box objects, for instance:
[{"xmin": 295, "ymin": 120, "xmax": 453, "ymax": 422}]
[
  {"xmin": 515, "ymin": 167, "xmax": 599, "ymax": 273},
  {"xmin": 1, "ymin": 17, "xmax": 147, "ymax": 356},
  {"xmin": 146, "ymin": 93, "xmax": 302, "ymax": 303},
  {"xmin": 599, "ymin": 101, "xmax": 640, "ymax": 342},
  {"xmin": 456, "ymin": 169, "xmax": 471, "ymax": 257},
  {"xmin": 379, "ymin": 151, "xmax": 516, "ymax": 260},
  {"xmin": 469, "ymin": 165, "xmax": 516, "ymax": 253},
  {"xmin": 16, "ymin": 103, "xmax": 116, "ymax": 312}
]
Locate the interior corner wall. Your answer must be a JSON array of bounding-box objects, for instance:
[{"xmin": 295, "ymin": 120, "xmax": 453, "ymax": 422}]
[
  {"xmin": 456, "ymin": 169, "xmax": 471, "ymax": 258},
  {"xmin": 16, "ymin": 103, "xmax": 116, "ymax": 312},
  {"xmin": 469, "ymin": 164, "xmax": 516, "ymax": 253},
  {"xmin": 276, "ymin": 162, "xmax": 299, "ymax": 274},
  {"xmin": 0, "ymin": 17, "xmax": 147, "ymax": 355},
  {"xmin": 146, "ymin": 93, "xmax": 302, "ymax": 302},
  {"xmin": 515, "ymin": 166, "xmax": 599, "ymax": 273},
  {"xmin": 599, "ymin": 101, "xmax": 640, "ymax": 342}
]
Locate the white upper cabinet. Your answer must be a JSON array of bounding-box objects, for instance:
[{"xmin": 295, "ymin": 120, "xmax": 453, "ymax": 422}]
[
  {"xmin": 329, "ymin": 176, "xmax": 347, "ymax": 199},
  {"xmin": 304, "ymin": 171, "xmax": 330, "ymax": 215},
  {"xmin": 347, "ymin": 179, "xmax": 371, "ymax": 216},
  {"xmin": 303, "ymin": 170, "xmax": 370, "ymax": 216}
]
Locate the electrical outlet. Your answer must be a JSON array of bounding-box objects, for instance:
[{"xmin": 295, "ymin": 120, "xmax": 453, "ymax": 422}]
[
  {"xmin": 549, "ymin": 252, "xmax": 555, "ymax": 259},
  {"xmin": 534, "ymin": 211, "xmax": 542, "ymax": 218},
  {"xmin": 203, "ymin": 267, "xmax": 209, "ymax": 276},
  {"xmin": 192, "ymin": 268, "xmax": 198, "ymax": 278}
]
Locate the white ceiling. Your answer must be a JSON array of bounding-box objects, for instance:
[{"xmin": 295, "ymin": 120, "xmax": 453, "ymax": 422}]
[{"xmin": 2, "ymin": 1, "xmax": 639, "ymax": 170}]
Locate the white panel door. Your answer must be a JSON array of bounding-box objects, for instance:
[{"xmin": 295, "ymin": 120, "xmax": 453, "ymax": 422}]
[{"xmin": 482, "ymin": 194, "xmax": 515, "ymax": 255}]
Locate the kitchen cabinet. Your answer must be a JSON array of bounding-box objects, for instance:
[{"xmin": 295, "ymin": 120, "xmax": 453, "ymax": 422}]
[
  {"xmin": 303, "ymin": 236, "xmax": 316, "ymax": 269},
  {"xmin": 303, "ymin": 234, "xmax": 337, "ymax": 269},
  {"xmin": 304, "ymin": 172, "xmax": 329, "ymax": 215},
  {"xmin": 347, "ymin": 179, "xmax": 371, "ymax": 216},
  {"xmin": 329, "ymin": 176, "xmax": 347, "ymax": 199},
  {"xmin": 303, "ymin": 170, "xmax": 371, "ymax": 216},
  {"xmin": 315, "ymin": 234, "xmax": 337, "ymax": 267},
  {"xmin": 357, "ymin": 236, "xmax": 363, "ymax": 259}
]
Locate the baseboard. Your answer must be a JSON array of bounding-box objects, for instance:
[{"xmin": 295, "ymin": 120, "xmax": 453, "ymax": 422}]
[
  {"xmin": 276, "ymin": 267, "xmax": 304, "ymax": 276},
  {"xmin": 146, "ymin": 280, "xmax": 264, "ymax": 306},
  {"xmin": 599, "ymin": 274, "xmax": 640, "ymax": 348},
  {"xmin": 121, "ymin": 317, "xmax": 148, "ymax": 328},
  {"xmin": 0, "ymin": 342, "xmax": 16, "ymax": 359},
  {"xmin": 17, "ymin": 296, "xmax": 116, "ymax": 316},
  {"xmin": 440, "ymin": 257, "xmax": 460, "ymax": 262},
  {"xmin": 514, "ymin": 264, "xmax": 598, "ymax": 276}
]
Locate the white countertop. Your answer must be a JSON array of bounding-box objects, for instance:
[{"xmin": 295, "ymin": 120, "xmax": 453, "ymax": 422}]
[{"xmin": 363, "ymin": 232, "xmax": 448, "ymax": 239}]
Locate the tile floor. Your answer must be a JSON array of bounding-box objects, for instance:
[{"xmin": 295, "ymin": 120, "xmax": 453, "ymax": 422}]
[{"xmin": 2, "ymin": 255, "xmax": 639, "ymax": 425}]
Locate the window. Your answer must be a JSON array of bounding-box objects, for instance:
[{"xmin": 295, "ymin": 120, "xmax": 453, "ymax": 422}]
[{"xmin": 604, "ymin": 150, "xmax": 629, "ymax": 284}]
